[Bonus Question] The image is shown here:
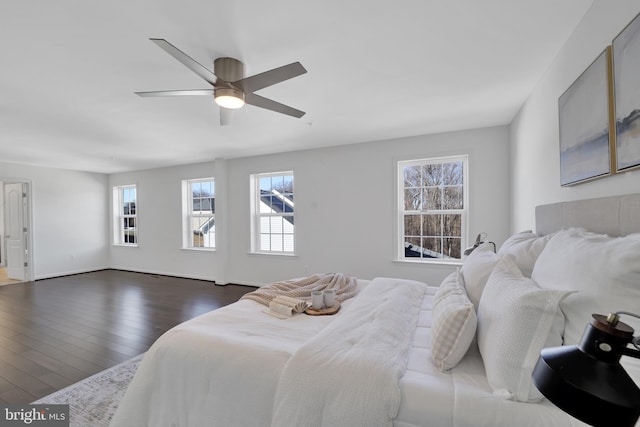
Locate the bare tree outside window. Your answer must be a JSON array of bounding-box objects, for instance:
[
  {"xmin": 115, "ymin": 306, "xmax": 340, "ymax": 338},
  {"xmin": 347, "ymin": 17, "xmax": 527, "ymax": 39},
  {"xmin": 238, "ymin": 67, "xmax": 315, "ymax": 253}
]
[{"xmin": 399, "ymin": 157, "xmax": 466, "ymax": 261}]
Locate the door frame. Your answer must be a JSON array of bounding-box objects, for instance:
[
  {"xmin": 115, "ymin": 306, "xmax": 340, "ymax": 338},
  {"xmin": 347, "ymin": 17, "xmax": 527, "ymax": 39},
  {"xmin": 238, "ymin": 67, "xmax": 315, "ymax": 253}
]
[{"xmin": 1, "ymin": 178, "xmax": 34, "ymax": 282}]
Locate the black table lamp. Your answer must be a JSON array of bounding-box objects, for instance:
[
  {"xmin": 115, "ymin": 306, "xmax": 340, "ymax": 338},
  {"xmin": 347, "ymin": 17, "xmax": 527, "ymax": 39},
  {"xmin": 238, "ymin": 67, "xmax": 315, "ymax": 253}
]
[
  {"xmin": 463, "ymin": 232, "xmax": 496, "ymax": 256},
  {"xmin": 532, "ymin": 312, "xmax": 640, "ymax": 427}
]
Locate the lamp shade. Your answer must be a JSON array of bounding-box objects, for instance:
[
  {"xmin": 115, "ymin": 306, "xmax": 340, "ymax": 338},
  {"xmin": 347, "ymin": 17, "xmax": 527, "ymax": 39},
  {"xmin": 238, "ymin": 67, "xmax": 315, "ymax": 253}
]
[{"xmin": 532, "ymin": 314, "xmax": 640, "ymax": 427}]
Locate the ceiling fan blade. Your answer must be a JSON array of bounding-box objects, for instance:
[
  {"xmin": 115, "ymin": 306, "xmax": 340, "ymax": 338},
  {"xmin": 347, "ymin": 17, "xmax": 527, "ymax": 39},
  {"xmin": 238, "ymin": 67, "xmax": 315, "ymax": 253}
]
[
  {"xmin": 245, "ymin": 93, "xmax": 305, "ymax": 118},
  {"xmin": 219, "ymin": 107, "xmax": 234, "ymax": 126},
  {"xmin": 234, "ymin": 62, "xmax": 306, "ymax": 94},
  {"xmin": 135, "ymin": 89, "xmax": 214, "ymax": 97},
  {"xmin": 150, "ymin": 38, "xmax": 220, "ymax": 86}
]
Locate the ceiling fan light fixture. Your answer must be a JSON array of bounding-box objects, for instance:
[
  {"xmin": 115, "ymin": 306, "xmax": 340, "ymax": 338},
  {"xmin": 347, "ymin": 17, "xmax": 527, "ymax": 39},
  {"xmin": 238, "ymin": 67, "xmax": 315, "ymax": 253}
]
[
  {"xmin": 214, "ymin": 87, "xmax": 245, "ymax": 109},
  {"xmin": 137, "ymin": 39, "xmax": 307, "ymax": 122}
]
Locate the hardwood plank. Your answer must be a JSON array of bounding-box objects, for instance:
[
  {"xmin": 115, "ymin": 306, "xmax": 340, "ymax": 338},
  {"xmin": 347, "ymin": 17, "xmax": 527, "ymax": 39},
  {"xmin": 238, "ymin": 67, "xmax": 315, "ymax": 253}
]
[
  {"xmin": 0, "ymin": 360, "xmax": 56, "ymax": 397},
  {"xmin": 0, "ymin": 388, "xmax": 37, "ymax": 404},
  {"xmin": 0, "ymin": 377, "xmax": 16, "ymax": 394},
  {"xmin": 37, "ymin": 371, "xmax": 74, "ymax": 390}
]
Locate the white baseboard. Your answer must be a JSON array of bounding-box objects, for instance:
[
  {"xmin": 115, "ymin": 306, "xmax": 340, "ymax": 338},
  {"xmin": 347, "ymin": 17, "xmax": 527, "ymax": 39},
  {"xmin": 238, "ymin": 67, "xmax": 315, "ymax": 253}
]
[
  {"xmin": 35, "ymin": 266, "xmax": 263, "ymax": 287},
  {"xmin": 35, "ymin": 266, "xmax": 110, "ymax": 281},
  {"xmin": 108, "ymin": 266, "xmax": 216, "ymax": 283},
  {"xmin": 225, "ymin": 279, "xmax": 264, "ymax": 287}
]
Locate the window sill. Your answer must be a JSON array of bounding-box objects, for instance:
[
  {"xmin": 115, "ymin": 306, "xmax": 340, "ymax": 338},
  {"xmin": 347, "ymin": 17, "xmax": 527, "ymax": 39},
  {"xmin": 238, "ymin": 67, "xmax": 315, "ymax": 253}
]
[
  {"xmin": 112, "ymin": 244, "xmax": 139, "ymax": 248},
  {"xmin": 393, "ymin": 259, "xmax": 462, "ymax": 267},
  {"xmin": 248, "ymin": 251, "xmax": 297, "ymax": 257},
  {"xmin": 181, "ymin": 247, "xmax": 216, "ymax": 252}
]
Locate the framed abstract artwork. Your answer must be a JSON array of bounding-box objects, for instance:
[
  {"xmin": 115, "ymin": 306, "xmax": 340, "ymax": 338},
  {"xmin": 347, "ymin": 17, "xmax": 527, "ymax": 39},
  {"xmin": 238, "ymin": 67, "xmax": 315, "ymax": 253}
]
[
  {"xmin": 612, "ymin": 12, "xmax": 640, "ymax": 172},
  {"xmin": 558, "ymin": 47, "xmax": 614, "ymax": 186}
]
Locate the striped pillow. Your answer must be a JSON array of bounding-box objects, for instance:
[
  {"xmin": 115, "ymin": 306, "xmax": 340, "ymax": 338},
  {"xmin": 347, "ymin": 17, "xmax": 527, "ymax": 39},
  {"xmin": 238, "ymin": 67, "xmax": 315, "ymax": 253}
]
[{"xmin": 431, "ymin": 271, "xmax": 477, "ymax": 371}]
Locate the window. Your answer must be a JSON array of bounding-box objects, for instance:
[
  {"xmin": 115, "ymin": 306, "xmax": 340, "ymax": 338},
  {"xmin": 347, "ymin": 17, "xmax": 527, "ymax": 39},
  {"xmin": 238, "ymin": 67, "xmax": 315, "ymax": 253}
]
[
  {"xmin": 114, "ymin": 185, "xmax": 137, "ymax": 245},
  {"xmin": 251, "ymin": 172, "xmax": 294, "ymax": 253},
  {"xmin": 183, "ymin": 179, "xmax": 215, "ymax": 249},
  {"xmin": 398, "ymin": 156, "xmax": 467, "ymax": 262}
]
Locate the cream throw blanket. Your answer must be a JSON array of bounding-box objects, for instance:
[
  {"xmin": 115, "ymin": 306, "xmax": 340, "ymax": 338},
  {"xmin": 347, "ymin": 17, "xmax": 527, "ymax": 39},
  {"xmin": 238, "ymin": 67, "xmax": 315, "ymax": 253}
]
[
  {"xmin": 241, "ymin": 273, "xmax": 358, "ymax": 306},
  {"xmin": 271, "ymin": 277, "xmax": 427, "ymax": 427}
]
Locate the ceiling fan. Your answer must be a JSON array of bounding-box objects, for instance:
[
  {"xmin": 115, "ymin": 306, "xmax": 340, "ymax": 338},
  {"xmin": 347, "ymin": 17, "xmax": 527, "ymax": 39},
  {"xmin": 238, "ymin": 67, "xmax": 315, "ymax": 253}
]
[{"xmin": 135, "ymin": 38, "xmax": 307, "ymax": 125}]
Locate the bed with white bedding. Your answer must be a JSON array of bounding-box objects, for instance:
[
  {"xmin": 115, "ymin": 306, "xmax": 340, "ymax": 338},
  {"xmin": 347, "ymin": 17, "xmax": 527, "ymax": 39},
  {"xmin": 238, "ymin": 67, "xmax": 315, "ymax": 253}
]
[{"xmin": 110, "ymin": 194, "xmax": 640, "ymax": 427}]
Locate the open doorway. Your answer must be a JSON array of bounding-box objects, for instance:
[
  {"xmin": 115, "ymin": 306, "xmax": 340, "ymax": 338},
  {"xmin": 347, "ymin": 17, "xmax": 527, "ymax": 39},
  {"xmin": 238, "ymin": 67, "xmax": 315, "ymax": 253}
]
[{"xmin": 0, "ymin": 180, "xmax": 32, "ymax": 285}]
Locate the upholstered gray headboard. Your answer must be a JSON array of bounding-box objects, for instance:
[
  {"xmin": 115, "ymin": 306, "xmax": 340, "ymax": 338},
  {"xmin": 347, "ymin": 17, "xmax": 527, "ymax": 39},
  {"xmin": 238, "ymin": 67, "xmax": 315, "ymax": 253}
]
[{"xmin": 536, "ymin": 194, "xmax": 640, "ymax": 237}]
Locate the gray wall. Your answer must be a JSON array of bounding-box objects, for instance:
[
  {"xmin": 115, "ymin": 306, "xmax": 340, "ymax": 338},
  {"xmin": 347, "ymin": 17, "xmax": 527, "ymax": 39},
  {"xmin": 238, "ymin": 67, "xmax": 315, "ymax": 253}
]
[
  {"xmin": 107, "ymin": 125, "xmax": 511, "ymax": 286},
  {"xmin": 0, "ymin": 162, "xmax": 109, "ymax": 279},
  {"xmin": 224, "ymin": 126, "xmax": 510, "ymax": 286},
  {"xmin": 3, "ymin": 126, "xmax": 510, "ymax": 286},
  {"xmin": 109, "ymin": 160, "xmax": 218, "ymax": 280},
  {"xmin": 510, "ymin": 1, "xmax": 640, "ymax": 231}
]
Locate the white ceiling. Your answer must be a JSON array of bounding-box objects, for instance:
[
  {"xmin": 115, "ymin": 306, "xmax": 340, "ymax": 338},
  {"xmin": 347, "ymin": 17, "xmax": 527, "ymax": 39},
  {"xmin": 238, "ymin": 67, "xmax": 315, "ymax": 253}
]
[{"xmin": 0, "ymin": 0, "xmax": 593, "ymax": 174}]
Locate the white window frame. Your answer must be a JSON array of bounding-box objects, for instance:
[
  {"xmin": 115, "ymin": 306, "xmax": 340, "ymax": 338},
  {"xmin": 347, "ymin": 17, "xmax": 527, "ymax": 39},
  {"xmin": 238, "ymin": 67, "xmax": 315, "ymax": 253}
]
[
  {"xmin": 113, "ymin": 184, "xmax": 138, "ymax": 246},
  {"xmin": 182, "ymin": 178, "xmax": 215, "ymax": 250},
  {"xmin": 250, "ymin": 171, "xmax": 295, "ymax": 254},
  {"xmin": 396, "ymin": 155, "xmax": 468, "ymax": 263}
]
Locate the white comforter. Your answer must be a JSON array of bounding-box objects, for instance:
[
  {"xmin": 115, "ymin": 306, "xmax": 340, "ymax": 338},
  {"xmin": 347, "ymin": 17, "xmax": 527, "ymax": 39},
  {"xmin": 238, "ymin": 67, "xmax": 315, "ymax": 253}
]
[
  {"xmin": 112, "ymin": 278, "xmax": 427, "ymax": 427},
  {"xmin": 110, "ymin": 277, "xmax": 587, "ymax": 427},
  {"xmin": 271, "ymin": 278, "xmax": 426, "ymax": 427},
  {"xmin": 110, "ymin": 295, "xmax": 334, "ymax": 427}
]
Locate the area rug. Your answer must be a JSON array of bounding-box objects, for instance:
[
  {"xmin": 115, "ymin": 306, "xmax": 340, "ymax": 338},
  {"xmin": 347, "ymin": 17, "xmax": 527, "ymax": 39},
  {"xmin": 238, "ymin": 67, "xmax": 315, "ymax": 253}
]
[{"xmin": 32, "ymin": 353, "xmax": 144, "ymax": 427}]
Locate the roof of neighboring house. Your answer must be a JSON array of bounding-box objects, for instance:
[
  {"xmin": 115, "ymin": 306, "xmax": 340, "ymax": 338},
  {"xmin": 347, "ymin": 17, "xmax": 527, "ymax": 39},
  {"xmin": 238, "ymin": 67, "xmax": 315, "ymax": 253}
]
[{"xmin": 260, "ymin": 190, "xmax": 294, "ymax": 224}]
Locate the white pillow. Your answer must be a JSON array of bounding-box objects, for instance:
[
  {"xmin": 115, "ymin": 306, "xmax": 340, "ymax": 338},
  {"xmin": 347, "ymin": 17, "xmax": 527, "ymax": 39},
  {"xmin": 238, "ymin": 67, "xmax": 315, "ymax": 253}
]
[
  {"xmin": 460, "ymin": 242, "xmax": 500, "ymax": 309},
  {"xmin": 531, "ymin": 228, "xmax": 640, "ymax": 385},
  {"xmin": 498, "ymin": 230, "xmax": 552, "ymax": 277},
  {"xmin": 477, "ymin": 255, "xmax": 571, "ymax": 402},
  {"xmin": 531, "ymin": 228, "xmax": 640, "ymax": 345},
  {"xmin": 431, "ymin": 271, "xmax": 477, "ymax": 371}
]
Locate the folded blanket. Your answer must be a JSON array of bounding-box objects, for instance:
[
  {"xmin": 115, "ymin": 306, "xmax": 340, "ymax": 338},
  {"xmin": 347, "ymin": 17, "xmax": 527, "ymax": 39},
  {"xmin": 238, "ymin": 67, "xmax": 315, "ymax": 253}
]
[
  {"xmin": 241, "ymin": 273, "xmax": 358, "ymax": 307},
  {"xmin": 271, "ymin": 277, "xmax": 428, "ymax": 427}
]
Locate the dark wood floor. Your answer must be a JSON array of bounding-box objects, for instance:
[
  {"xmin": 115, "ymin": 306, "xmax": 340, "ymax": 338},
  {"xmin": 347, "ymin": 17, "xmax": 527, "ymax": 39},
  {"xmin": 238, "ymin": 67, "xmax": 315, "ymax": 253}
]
[{"xmin": 0, "ymin": 269, "xmax": 254, "ymax": 404}]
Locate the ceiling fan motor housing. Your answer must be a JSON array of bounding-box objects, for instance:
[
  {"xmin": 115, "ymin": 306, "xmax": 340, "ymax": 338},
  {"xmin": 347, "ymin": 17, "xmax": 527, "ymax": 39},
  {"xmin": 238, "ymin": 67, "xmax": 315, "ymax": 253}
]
[
  {"xmin": 213, "ymin": 57, "xmax": 246, "ymax": 108},
  {"xmin": 214, "ymin": 57, "xmax": 244, "ymax": 82}
]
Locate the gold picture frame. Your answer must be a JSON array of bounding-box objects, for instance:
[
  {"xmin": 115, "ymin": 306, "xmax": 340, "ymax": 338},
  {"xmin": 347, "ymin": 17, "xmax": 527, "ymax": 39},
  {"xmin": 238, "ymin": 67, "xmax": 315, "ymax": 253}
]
[
  {"xmin": 612, "ymin": 11, "xmax": 640, "ymax": 173},
  {"xmin": 559, "ymin": 47, "xmax": 615, "ymax": 186}
]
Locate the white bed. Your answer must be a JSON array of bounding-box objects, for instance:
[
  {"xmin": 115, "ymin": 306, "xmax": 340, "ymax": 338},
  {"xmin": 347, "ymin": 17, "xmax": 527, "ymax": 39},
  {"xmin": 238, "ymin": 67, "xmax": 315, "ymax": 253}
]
[{"xmin": 110, "ymin": 195, "xmax": 640, "ymax": 427}]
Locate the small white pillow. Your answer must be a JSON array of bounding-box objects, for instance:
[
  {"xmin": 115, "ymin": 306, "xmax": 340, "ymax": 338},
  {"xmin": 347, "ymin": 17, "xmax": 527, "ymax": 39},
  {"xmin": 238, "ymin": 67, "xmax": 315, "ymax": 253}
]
[
  {"xmin": 498, "ymin": 230, "xmax": 552, "ymax": 277},
  {"xmin": 460, "ymin": 242, "xmax": 500, "ymax": 309},
  {"xmin": 433, "ymin": 270, "xmax": 464, "ymax": 305},
  {"xmin": 477, "ymin": 255, "xmax": 571, "ymax": 402},
  {"xmin": 431, "ymin": 271, "xmax": 477, "ymax": 371}
]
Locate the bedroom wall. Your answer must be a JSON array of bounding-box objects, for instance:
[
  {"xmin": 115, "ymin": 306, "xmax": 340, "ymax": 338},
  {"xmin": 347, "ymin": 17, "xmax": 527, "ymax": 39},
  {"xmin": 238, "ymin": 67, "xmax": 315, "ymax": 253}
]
[
  {"xmin": 108, "ymin": 160, "xmax": 218, "ymax": 281},
  {"xmin": 510, "ymin": 1, "xmax": 640, "ymax": 231},
  {"xmin": 224, "ymin": 126, "xmax": 510, "ymax": 286},
  {"xmin": 106, "ymin": 126, "xmax": 509, "ymax": 286},
  {"xmin": 0, "ymin": 162, "xmax": 109, "ymax": 279}
]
